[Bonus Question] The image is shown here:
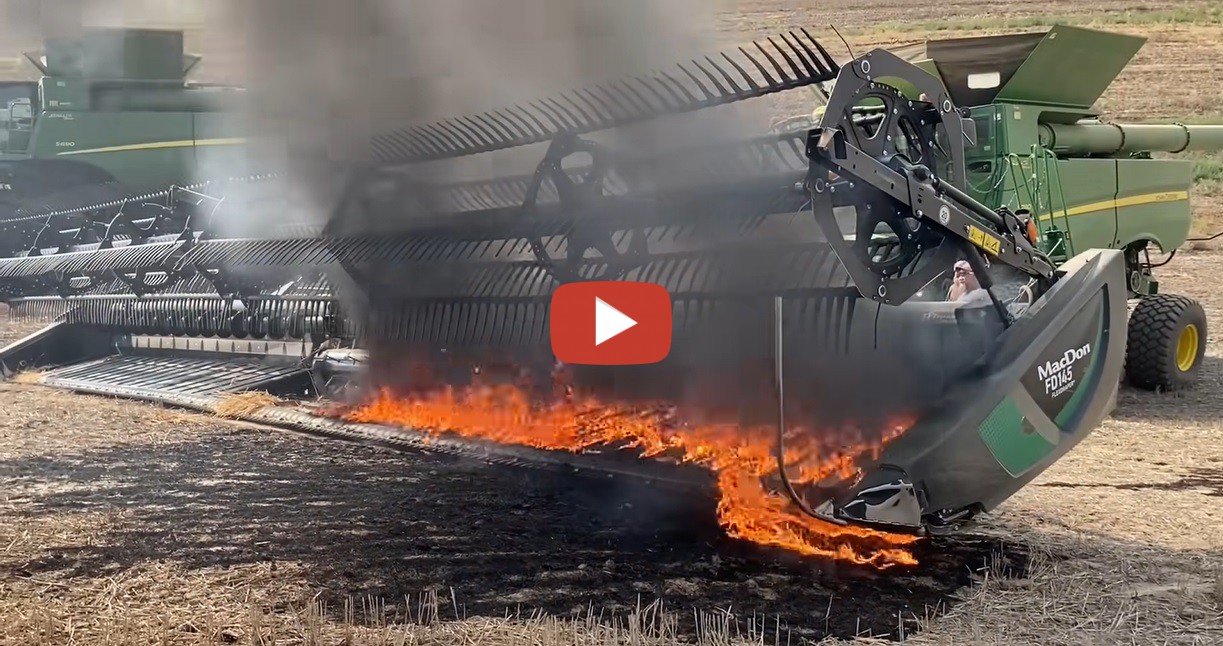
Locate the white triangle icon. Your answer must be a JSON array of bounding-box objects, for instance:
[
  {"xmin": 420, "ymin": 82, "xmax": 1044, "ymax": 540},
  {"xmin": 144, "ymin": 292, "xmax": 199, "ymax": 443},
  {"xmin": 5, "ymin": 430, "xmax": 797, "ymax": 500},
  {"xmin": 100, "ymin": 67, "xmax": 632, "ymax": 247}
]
[{"xmin": 594, "ymin": 297, "xmax": 637, "ymax": 346}]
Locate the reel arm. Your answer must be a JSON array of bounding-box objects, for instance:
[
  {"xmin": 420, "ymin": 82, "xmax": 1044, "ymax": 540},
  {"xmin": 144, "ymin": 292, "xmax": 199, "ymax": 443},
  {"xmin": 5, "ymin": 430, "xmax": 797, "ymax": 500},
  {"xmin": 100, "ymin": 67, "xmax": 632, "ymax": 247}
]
[{"xmin": 805, "ymin": 113, "xmax": 1056, "ymax": 308}]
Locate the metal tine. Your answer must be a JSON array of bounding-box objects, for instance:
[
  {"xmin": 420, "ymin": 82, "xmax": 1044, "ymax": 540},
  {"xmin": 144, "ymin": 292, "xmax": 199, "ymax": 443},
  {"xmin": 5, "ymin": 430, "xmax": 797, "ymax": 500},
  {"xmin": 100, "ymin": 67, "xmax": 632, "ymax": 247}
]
[
  {"xmin": 778, "ymin": 31, "xmax": 820, "ymax": 78},
  {"xmin": 674, "ymin": 62, "xmax": 717, "ymax": 102},
  {"xmin": 434, "ymin": 118, "xmax": 486, "ymax": 151},
  {"xmin": 512, "ymin": 104, "xmax": 552, "ymax": 136},
  {"xmin": 539, "ymin": 96, "xmax": 585, "ymax": 131},
  {"xmin": 557, "ymin": 91, "xmax": 599, "ymax": 128},
  {"xmin": 491, "ymin": 181, "xmax": 518, "ymax": 207},
  {"xmin": 720, "ymin": 52, "xmax": 761, "ymax": 92},
  {"xmin": 610, "ymin": 78, "xmax": 658, "ymax": 116},
  {"xmin": 414, "ymin": 124, "xmax": 459, "ymax": 155},
  {"xmin": 693, "ymin": 56, "xmax": 738, "ymax": 97},
  {"xmin": 527, "ymin": 99, "xmax": 572, "ymax": 132},
  {"xmin": 377, "ymin": 129, "xmax": 425, "ymax": 158},
  {"xmin": 396, "ymin": 130, "xmax": 434, "ymax": 157},
  {"xmin": 636, "ymin": 74, "xmax": 685, "ymax": 109},
  {"xmin": 574, "ymin": 87, "xmax": 625, "ymax": 121},
  {"xmin": 766, "ymin": 36, "xmax": 806, "ymax": 83},
  {"xmin": 459, "ymin": 115, "xmax": 506, "ymax": 147},
  {"xmin": 459, "ymin": 114, "xmax": 508, "ymax": 146},
  {"xmin": 737, "ymin": 45, "xmax": 778, "ymax": 87},
  {"xmin": 476, "ymin": 183, "xmax": 506, "ymax": 210},
  {"xmin": 591, "ymin": 83, "xmax": 640, "ymax": 118},
  {"xmin": 622, "ymin": 75, "xmax": 670, "ymax": 113},
  {"xmin": 423, "ymin": 120, "xmax": 473, "ymax": 153},
  {"xmin": 793, "ymin": 28, "xmax": 835, "ymax": 75},
  {"xmin": 491, "ymin": 108, "xmax": 539, "ymax": 139},
  {"xmin": 799, "ymin": 27, "xmax": 840, "ymax": 73},
  {"xmin": 624, "ymin": 76, "xmax": 675, "ymax": 113},
  {"xmin": 752, "ymin": 40, "xmax": 791, "ymax": 84},
  {"xmin": 408, "ymin": 125, "xmax": 452, "ymax": 156}
]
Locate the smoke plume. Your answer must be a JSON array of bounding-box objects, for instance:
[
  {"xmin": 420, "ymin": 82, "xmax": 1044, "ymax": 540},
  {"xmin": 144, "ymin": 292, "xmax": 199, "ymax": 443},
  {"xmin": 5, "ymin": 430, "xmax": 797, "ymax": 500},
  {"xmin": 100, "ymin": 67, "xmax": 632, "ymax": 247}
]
[{"xmin": 191, "ymin": 0, "xmax": 742, "ymax": 237}]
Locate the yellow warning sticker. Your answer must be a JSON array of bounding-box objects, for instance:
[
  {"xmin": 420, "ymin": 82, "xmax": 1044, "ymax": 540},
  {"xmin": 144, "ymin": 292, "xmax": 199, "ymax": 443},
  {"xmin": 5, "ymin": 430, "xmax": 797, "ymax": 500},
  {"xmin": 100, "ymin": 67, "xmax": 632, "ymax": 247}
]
[{"xmin": 967, "ymin": 225, "xmax": 1002, "ymax": 256}]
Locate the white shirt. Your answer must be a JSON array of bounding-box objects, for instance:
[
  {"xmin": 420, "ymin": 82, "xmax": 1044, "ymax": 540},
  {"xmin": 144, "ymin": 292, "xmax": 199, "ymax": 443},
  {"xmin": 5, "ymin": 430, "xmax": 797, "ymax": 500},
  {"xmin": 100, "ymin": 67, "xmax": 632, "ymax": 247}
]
[{"xmin": 957, "ymin": 288, "xmax": 992, "ymax": 308}]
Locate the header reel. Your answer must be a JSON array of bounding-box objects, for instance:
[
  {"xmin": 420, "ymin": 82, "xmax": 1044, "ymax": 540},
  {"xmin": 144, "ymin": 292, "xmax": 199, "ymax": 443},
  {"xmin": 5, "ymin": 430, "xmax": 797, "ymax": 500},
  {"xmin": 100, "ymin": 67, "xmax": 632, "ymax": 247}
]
[{"xmin": 803, "ymin": 48, "xmax": 1055, "ymax": 316}]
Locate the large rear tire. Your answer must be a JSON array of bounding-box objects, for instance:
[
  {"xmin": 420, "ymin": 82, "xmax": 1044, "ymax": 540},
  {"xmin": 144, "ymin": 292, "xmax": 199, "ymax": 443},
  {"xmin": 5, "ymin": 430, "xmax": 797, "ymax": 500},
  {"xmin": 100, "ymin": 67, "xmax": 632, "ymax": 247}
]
[{"xmin": 1124, "ymin": 293, "xmax": 1207, "ymax": 391}]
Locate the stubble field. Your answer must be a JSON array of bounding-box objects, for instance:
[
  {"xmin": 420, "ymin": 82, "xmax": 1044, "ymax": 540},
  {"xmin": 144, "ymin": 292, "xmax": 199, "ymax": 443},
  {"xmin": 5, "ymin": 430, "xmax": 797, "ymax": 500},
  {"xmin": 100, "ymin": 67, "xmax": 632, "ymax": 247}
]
[{"xmin": 2, "ymin": 1, "xmax": 1223, "ymax": 644}]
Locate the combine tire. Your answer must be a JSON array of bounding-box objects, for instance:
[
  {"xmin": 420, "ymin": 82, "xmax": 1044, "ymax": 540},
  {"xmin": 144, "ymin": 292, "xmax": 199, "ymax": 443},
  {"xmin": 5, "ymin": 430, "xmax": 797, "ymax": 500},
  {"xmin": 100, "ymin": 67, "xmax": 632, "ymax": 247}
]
[{"xmin": 1124, "ymin": 293, "xmax": 1207, "ymax": 391}]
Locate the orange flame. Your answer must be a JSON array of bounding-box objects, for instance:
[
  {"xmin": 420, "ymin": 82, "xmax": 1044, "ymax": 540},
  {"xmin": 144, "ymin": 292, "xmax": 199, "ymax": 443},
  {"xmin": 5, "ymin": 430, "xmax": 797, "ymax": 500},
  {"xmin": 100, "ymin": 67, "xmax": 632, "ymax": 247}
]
[{"xmin": 335, "ymin": 382, "xmax": 921, "ymax": 569}]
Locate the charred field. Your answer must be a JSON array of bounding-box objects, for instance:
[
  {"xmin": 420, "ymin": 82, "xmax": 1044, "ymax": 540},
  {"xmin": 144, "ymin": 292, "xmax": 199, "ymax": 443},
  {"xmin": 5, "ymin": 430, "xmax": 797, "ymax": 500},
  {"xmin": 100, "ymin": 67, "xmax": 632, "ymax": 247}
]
[
  {"xmin": 1, "ymin": 1, "xmax": 1223, "ymax": 644},
  {"xmin": 0, "ymin": 387, "xmax": 1028, "ymax": 643}
]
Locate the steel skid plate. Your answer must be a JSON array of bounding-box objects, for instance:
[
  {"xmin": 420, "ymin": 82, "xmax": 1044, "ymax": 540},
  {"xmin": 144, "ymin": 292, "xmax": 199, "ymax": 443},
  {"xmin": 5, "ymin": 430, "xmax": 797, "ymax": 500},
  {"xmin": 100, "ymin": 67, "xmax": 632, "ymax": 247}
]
[
  {"xmin": 38, "ymin": 352, "xmax": 311, "ymax": 401},
  {"xmin": 810, "ymin": 248, "xmax": 1129, "ymax": 535}
]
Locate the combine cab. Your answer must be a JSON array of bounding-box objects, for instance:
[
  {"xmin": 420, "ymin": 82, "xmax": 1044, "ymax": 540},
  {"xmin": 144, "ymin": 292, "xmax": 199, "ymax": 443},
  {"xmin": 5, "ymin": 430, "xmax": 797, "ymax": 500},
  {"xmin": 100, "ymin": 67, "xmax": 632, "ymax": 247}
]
[{"xmin": 0, "ymin": 24, "xmax": 1214, "ymax": 541}]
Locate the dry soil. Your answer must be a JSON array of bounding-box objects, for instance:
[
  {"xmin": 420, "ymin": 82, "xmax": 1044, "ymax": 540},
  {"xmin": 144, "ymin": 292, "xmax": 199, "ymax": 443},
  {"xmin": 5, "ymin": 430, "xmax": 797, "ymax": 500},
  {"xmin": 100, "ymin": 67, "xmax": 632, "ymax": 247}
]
[{"xmin": 2, "ymin": 1, "xmax": 1223, "ymax": 644}]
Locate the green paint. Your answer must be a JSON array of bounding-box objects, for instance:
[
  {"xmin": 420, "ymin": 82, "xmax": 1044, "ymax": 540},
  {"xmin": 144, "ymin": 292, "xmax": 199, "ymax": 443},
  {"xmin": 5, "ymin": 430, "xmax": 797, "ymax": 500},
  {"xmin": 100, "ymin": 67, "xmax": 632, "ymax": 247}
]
[
  {"xmin": 0, "ymin": 26, "xmax": 250, "ymax": 201},
  {"xmin": 978, "ymin": 396, "xmax": 1053, "ymax": 477},
  {"xmin": 1055, "ymin": 310, "xmax": 1107, "ymax": 428},
  {"xmin": 911, "ymin": 24, "xmax": 1216, "ymax": 281},
  {"xmin": 979, "ymin": 305, "xmax": 1106, "ymax": 477},
  {"xmin": 994, "ymin": 25, "xmax": 1145, "ymax": 110}
]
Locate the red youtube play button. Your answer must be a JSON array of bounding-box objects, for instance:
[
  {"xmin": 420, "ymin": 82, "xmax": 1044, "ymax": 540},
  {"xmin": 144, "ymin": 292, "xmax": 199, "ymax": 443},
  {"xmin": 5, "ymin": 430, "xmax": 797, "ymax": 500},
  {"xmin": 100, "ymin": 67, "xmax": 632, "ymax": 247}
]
[{"xmin": 550, "ymin": 281, "xmax": 672, "ymax": 365}]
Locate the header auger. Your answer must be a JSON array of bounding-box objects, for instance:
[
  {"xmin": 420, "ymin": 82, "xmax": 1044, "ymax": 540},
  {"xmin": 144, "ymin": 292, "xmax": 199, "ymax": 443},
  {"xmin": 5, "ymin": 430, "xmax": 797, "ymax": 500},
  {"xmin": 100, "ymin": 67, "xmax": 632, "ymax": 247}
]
[{"xmin": 0, "ymin": 24, "xmax": 1214, "ymax": 544}]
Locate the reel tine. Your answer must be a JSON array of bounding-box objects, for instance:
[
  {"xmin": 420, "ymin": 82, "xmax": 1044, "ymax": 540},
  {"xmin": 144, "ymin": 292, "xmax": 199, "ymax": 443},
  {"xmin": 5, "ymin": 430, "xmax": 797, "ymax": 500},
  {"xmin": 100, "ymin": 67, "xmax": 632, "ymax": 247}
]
[
  {"xmin": 557, "ymin": 92, "xmax": 598, "ymax": 127},
  {"xmin": 589, "ymin": 83, "xmax": 638, "ymax": 119},
  {"xmin": 511, "ymin": 104, "xmax": 551, "ymax": 136},
  {"xmin": 766, "ymin": 36, "xmax": 806, "ymax": 83},
  {"xmin": 752, "ymin": 40, "xmax": 791, "ymax": 84},
  {"xmin": 799, "ymin": 27, "xmax": 841, "ymax": 73},
  {"xmin": 675, "ymin": 62, "xmax": 717, "ymax": 102},
  {"xmin": 612, "ymin": 79, "xmax": 659, "ymax": 116},
  {"xmin": 488, "ymin": 109, "xmax": 534, "ymax": 140},
  {"xmin": 411, "ymin": 125, "xmax": 452, "ymax": 155},
  {"xmin": 357, "ymin": 28, "xmax": 844, "ymax": 164},
  {"xmin": 779, "ymin": 31, "xmax": 820, "ymax": 78},
  {"xmin": 623, "ymin": 78, "xmax": 675, "ymax": 113},
  {"xmin": 738, "ymin": 45, "xmax": 779, "ymax": 87},
  {"xmin": 432, "ymin": 120, "xmax": 482, "ymax": 151},
  {"xmin": 655, "ymin": 70, "xmax": 699, "ymax": 104},
  {"xmin": 539, "ymin": 96, "xmax": 585, "ymax": 131},
  {"xmin": 455, "ymin": 116, "xmax": 498, "ymax": 147},
  {"xmin": 572, "ymin": 88, "xmax": 620, "ymax": 121},
  {"xmin": 719, "ymin": 51, "xmax": 762, "ymax": 93},
  {"xmin": 691, "ymin": 57, "xmax": 734, "ymax": 97},
  {"xmin": 471, "ymin": 112, "xmax": 521, "ymax": 142},
  {"xmin": 398, "ymin": 130, "xmax": 436, "ymax": 157},
  {"xmin": 526, "ymin": 100, "xmax": 570, "ymax": 132}
]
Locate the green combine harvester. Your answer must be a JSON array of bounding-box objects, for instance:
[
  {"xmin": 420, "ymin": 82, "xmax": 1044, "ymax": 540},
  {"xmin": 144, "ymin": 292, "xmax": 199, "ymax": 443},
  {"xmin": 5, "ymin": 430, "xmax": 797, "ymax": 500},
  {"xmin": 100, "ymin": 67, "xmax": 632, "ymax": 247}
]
[
  {"xmin": 0, "ymin": 23, "xmax": 1218, "ymax": 543},
  {"xmin": 814, "ymin": 25, "xmax": 1220, "ymax": 392},
  {"xmin": 0, "ymin": 27, "xmax": 246, "ymax": 225}
]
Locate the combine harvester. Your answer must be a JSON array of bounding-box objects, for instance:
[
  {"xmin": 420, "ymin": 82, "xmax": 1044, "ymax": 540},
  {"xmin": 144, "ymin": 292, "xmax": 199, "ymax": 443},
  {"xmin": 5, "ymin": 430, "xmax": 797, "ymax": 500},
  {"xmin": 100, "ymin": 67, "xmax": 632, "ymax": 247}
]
[
  {"xmin": 0, "ymin": 27, "xmax": 249, "ymax": 251},
  {"xmin": 1, "ymin": 24, "xmax": 1218, "ymax": 552}
]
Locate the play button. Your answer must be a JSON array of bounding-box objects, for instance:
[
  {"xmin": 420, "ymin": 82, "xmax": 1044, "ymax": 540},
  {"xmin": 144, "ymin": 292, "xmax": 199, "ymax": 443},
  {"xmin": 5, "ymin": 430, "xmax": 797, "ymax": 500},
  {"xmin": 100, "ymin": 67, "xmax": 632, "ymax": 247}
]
[
  {"xmin": 550, "ymin": 280, "xmax": 672, "ymax": 365},
  {"xmin": 594, "ymin": 296, "xmax": 637, "ymax": 345}
]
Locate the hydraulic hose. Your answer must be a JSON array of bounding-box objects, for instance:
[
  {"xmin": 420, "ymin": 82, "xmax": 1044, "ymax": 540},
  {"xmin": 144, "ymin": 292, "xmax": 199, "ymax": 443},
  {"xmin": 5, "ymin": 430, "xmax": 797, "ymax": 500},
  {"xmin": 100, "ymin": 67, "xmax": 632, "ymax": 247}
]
[{"xmin": 772, "ymin": 295, "xmax": 823, "ymax": 519}]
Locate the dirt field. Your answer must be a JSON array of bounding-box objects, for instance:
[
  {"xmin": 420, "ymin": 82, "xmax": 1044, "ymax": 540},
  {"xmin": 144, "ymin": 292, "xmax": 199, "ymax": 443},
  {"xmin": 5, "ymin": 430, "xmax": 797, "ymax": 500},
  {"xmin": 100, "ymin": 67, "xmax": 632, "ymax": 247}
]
[{"xmin": 2, "ymin": 1, "xmax": 1223, "ymax": 644}]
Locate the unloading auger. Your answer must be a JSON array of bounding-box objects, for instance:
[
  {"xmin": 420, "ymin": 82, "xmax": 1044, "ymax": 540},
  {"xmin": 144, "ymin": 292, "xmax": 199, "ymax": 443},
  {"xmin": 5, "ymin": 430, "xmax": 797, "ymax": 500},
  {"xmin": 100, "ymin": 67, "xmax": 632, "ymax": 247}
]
[{"xmin": 780, "ymin": 45, "xmax": 1129, "ymax": 535}]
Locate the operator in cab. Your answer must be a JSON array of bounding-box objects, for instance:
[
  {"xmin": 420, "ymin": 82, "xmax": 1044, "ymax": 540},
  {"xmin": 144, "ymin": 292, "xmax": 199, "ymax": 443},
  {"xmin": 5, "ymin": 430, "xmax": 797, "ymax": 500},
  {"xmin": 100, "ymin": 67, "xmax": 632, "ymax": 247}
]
[{"xmin": 947, "ymin": 259, "xmax": 992, "ymax": 307}]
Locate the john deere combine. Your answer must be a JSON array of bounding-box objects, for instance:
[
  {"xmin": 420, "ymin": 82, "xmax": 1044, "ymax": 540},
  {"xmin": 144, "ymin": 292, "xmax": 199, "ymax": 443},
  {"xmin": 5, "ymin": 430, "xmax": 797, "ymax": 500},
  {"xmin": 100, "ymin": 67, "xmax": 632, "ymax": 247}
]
[
  {"xmin": 0, "ymin": 27, "xmax": 247, "ymax": 255},
  {"xmin": 0, "ymin": 24, "xmax": 1218, "ymax": 538}
]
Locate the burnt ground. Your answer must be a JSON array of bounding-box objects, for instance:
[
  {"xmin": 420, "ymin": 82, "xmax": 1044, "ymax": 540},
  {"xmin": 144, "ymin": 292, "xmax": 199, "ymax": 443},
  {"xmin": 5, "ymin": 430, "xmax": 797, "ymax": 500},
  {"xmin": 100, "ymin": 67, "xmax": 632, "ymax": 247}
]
[{"xmin": 0, "ymin": 399, "xmax": 1028, "ymax": 643}]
